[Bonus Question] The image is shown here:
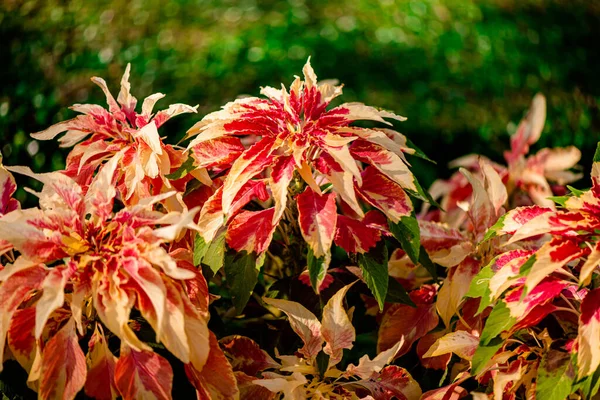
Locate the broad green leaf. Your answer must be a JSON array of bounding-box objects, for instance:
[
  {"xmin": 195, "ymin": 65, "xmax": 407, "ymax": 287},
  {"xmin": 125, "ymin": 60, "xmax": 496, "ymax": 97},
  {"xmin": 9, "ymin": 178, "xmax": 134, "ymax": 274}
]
[
  {"xmin": 307, "ymin": 247, "xmax": 327, "ymax": 293},
  {"xmin": 385, "ymin": 278, "xmax": 415, "ymax": 307},
  {"xmin": 593, "ymin": 141, "xmax": 600, "ymax": 162},
  {"xmin": 389, "ymin": 214, "xmax": 420, "ymax": 264},
  {"xmin": 471, "ymin": 337, "xmax": 503, "ymax": 375},
  {"xmin": 548, "ymin": 195, "xmax": 570, "ymax": 208},
  {"xmin": 574, "ymin": 355, "xmax": 600, "ymax": 399},
  {"xmin": 536, "ymin": 350, "xmax": 575, "ymax": 400},
  {"xmin": 165, "ymin": 155, "xmax": 195, "ymax": 180},
  {"xmin": 406, "ymin": 176, "xmax": 440, "ymax": 208},
  {"xmin": 194, "ymin": 231, "xmax": 226, "ymax": 274},
  {"xmin": 482, "ymin": 213, "xmax": 507, "ymax": 242},
  {"xmin": 479, "ymin": 301, "xmax": 516, "ymax": 346},
  {"xmin": 418, "ymin": 245, "xmax": 437, "ymax": 280},
  {"xmin": 465, "ymin": 259, "xmax": 495, "ymax": 315},
  {"xmin": 358, "ymin": 243, "xmax": 389, "ymax": 311},
  {"xmin": 316, "ymin": 351, "xmax": 330, "ymax": 378},
  {"xmin": 225, "ymin": 251, "xmax": 260, "ymax": 314}
]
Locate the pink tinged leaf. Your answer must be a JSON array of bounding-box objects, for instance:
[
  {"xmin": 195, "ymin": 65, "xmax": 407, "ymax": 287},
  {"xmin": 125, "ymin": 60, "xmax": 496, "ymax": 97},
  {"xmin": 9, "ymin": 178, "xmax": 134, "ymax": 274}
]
[
  {"xmin": 420, "ymin": 380, "xmax": 469, "ymax": 400},
  {"xmin": 39, "ymin": 318, "xmax": 86, "ymax": 400},
  {"xmin": 416, "ymin": 332, "xmax": 451, "ymax": 370},
  {"xmin": 152, "ymin": 103, "xmax": 198, "ymax": 129},
  {"xmin": 0, "ymin": 263, "xmax": 47, "ymax": 371},
  {"xmin": 334, "ymin": 213, "xmax": 382, "ymax": 254},
  {"xmin": 578, "ymin": 288, "xmax": 600, "ymax": 378},
  {"xmin": 220, "ymin": 335, "xmax": 280, "ymax": 376},
  {"xmin": 182, "ymin": 294, "xmax": 210, "ymax": 371},
  {"xmin": 357, "ymin": 166, "xmax": 412, "ymax": 223},
  {"xmin": 459, "ymin": 168, "xmax": 495, "ymax": 238},
  {"xmin": 480, "ymin": 159, "xmax": 507, "ymax": 215},
  {"xmin": 505, "ymin": 93, "xmax": 546, "ymax": 163},
  {"xmin": 353, "ymin": 365, "xmax": 421, "ymax": 400},
  {"xmin": 185, "ymin": 332, "xmax": 239, "ymax": 400},
  {"xmin": 7, "ymin": 307, "xmax": 37, "ymax": 372},
  {"xmin": 524, "ymin": 238, "xmax": 585, "ymax": 293},
  {"xmin": 221, "ymin": 138, "xmax": 276, "ymax": 214},
  {"xmin": 321, "ymin": 283, "xmax": 356, "ymax": 366},
  {"xmin": 262, "ymin": 296, "xmax": 324, "ymax": 359},
  {"xmin": 323, "ymin": 140, "xmax": 363, "ymax": 186},
  {"xmin": 297, "ymin": 187, "xmax": 337, "ymax": 259},
  {"xmin": 115, "ymin": 344, "xmax": 173, "ymax": 400},
  {"xmin": 377, "ymin": 287, "xmax": 439, "ymax": 357},
  {"xmin": 418, "ymin": 221, "xmax": 471, "ymax": 268},
  {"xmin": 422, "ymin": 331, "xmax": 479, "ymax": 361},
  {"xmin": 85, "ymin": 325, "xmax": 118, "ymax": 400},
  {"xmin": 35, "ymin": 263, "xmax": 75, "ymax": 339},
  {"xmin": 196, "ymin": 186, "xmax": 225, "ymax": 242},
  {"xmin": 346, "ymin": 340, "xmax": 403, "ymax": 379},
  {"xmin": 226, "ymin": 208, "xmax": 277, "ymax": 254},
  {"xmin": 141, "ymin": 92, "xmax": 166, "ymax": 117},
  {"xmin": 269, "ymin": 155, "xmax": 296, "ymax": 225},
  {"xmin": 437, "ymin": 258, "xmax": 480, "ymax": 328}
]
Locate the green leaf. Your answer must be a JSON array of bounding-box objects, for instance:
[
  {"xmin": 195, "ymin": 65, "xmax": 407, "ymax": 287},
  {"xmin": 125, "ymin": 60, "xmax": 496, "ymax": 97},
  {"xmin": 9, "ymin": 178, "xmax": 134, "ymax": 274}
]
[
  {"xmin": 482, "ymin": 213, "xmax": 507, "ymax": 242},
  {"xmin": 548, "ymin": 195, "xmax": 570, "ymax": 208},
  {"xmin": 389, "ymin": 214, "xmax": 420, "ymax": 264},
  {"xmin": 316, "ymin": 350, "xmax": 330, "ymax": 377},
  {"xmin": 406, "ymin": 177, "xmax": 441, "ymax": 209},
  {"xmin": 418, "ymin": 245, "xmax": 437, "ymax": 280},
  {"xmin": 574, "ymin": 356, "xmax": 600, "ymax": 399},
  {"xmin": 225, "ymin": 251, "xmax": 260, "ymax": 314},
  {"xmin": 536, "ymin": 350, "xmax": 575, "ymax": 400},
  {"xmin": 194, "ymin": 231, "xmax": 226, "ymax": 274},
  {"xmin": 479, "ymin": 301, "xmax": 516, "ymax": 346},
  {"xmin": 405, "ymin": 137, "xmax": 436, "ymax": 164},
  {"xmin": 307, "ymin": 248, "xmax": 327, "ymax": 292},
  {"xmin": 385, "ymin": 277, "xmax": 415, "ymax": 307},
  {"xmin": 567, "ymin": 185, "xmax": 586, "ymax": 197},
  {"xmin": 594, "ymin": 141, "xmax": 600, "ymax": 163},
  {"xmin": 358, "ymin": 243, "xmax": 389, "ymax": 311},
  {"xmin": 471, "ymin": 336, "xmax": 504, "ymax": 375},
  {"xmin": 165, "ymin": 155, "xmax": 195, "ymax": 180},
  {"xmin": 466, "ymin": 259, "xmax": 495, "ymax": 314}
]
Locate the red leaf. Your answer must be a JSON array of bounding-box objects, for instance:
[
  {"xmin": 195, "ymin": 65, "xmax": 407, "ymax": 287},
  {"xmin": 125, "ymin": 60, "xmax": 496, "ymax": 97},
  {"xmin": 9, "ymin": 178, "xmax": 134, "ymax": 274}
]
[
  {"xmin": 39, "ymin": 318, "xmax": 86, "ymax": 400},
  {"xmin": 297, "ymin": 187, "xmax": 337, "ymax": 259},
  {"xmin": 220, "ymin": 335, "xmax": 280, "ymax": 376},
  {"xmin": 85, "ymin": 325, "xmax": 118, "ymax": 400},
  {"xmin": 185, "ymin": 332, "xmax": 239, "ymax": 400},
  {"xmin": 7, "ymin": 307, "xmax": 37, "ymax": 372},
  {"xmin": 357, "ymin": 166, "xmax": 412, "ymax": 223},
  {"xmin": 115, "ymin": 345, "xmax": 173, "ymax": 400},
  {"xmin": 226, "ymin": 208, "xmax": 277, "ymax": 254},
  {"xmin": 353, "ymin": 365, "xmax": 422, "ymax": 400},
  {"xmin": 334, "ymin": 212, "xmax": 382, "ymax": 254}
]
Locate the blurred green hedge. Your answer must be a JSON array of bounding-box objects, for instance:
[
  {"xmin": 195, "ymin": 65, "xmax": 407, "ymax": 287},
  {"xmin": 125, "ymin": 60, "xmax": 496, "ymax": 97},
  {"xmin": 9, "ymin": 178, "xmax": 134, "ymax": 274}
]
[{"xmin": 1, "ymin": 0, "xmax": 599, "ymax": 204}]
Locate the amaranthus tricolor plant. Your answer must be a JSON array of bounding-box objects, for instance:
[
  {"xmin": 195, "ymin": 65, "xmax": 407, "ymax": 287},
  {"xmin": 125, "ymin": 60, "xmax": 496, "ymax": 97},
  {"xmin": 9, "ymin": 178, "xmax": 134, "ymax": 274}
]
[{"xmin": 0, "ymin": 60, "xmax": 597, "ymax": 400}]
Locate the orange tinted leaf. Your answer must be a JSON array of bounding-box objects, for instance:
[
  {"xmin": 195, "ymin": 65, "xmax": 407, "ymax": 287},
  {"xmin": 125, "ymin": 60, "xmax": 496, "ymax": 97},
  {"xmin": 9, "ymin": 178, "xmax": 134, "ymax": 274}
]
[
  {"xmin": 115, "ymin": 345, "xmax": 173, "ymax": 400},
  {"xmin": 85, "ymin": 325, "xmax": 118, "ymax": 400}
]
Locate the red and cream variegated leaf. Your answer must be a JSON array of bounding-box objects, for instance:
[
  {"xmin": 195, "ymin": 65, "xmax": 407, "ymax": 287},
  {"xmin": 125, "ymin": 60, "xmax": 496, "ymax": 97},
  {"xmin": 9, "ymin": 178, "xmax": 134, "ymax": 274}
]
[
  {"xmin": 459, "ymin": 167, "xmax": 496, "ymax": 239},
  {"xmin": 420, "ymin": 381, "xmax": 468, "ymax": 400},
  {"xmin": 316, "ymin": 152, "xmax": 364, "ymax": 218},
  {"xmin": 269, "ymin": 155, "xmax": 297, "ymax": 224},
  {"xmin": 190, "ymin": 136, "xmax": 245, "ymax": 169},
  {"xmin": 85, "ymin": 325, "xmax": 118, "ymax": 400},
  {"xmin": 423, "ymin": 331, "xmax": 479, "ymax": 361},
  {"xmin": 0, "ymin": 262, "xmax": 47, "ymax": 371},
  {"xmin": 7, "ymin": 307, "xmax": 37, "ymax": 372},
  {"xmin": 297, "ymin": 187, "xmax": 337, "ymax": 260},
  {"xmin": 226, "ymin": 208, "xmax": 277, "ymax": 254},
  {"xmin": 0, "ymin": 162, "xmax": 19, "ymax": 217},
  {"xmin": 581, "ymin": 241, "xmax": 600, "ymax": 286},
  {"xmin": 416, "ymin": 332, "xmax": 451, "ymax": 370},
  {"xmin": 220, "ymin": 335, "xmax": 280, "ymax": 376},
  {"xmin": 419, "ymin": 221, "xmax": 472, "ymax": 268},
  {"xmin": 345, "ymin": 340, "xmax": 403, "ymax": 379},
  {"xmin": 377, "ymin": 286, "xmax": 439, "ymax": 357},
  {"xmin": 262, "ymin": 296, "xmax": 323, "ymax": 359},
  {"xmin": 523, "ymin": 238, "xmax": 585, "ymax": 294},
  {"xmin": 437, "ymin": 257, "xmax": 480, "ymax": 327},
  {"xmin": 352, "ymin": 365, "xmax": 421, "ymax": 400},
  {"xmin": 234, "ymin": 372, "xmax": 276, "ymax": 400},
  {"xmin": 36, "ymin": 263, "xmax": 75, "ymax": 339},
  {"xmin": 334, "ymin": 211, "xmax": 384, "ymax": 254},
  {"xmin": 357, "ymin": 166, "xmax": 412, "ymax": 223},
  {"xmin": 39, "ymin": 318, "xmax": 86, "ymax": 400},
  {"xmin": 221, "ymin": 138, "xmax": 276, "ymax": 215},
  {"xmin": 115, "ymin": 344, "xmax": 173, "ymax": 400},
  {"xmin": 321, "ymin": 284, "xmax": 356, "ymax": 366},
  {"xmin": 489, "ymin": 205, "xmax": 552, "ymax": 238},
  {"xmin": 487, "ymin": 249, "xmax": 535, "ymax": 301},
  {"xmin": 577, "ymin": 288, "xmax": 600, "ymax": 378},
  {"xmin": 504, "ymin": 277, "xmax": 570, "ymax": 320},
  {"xmin": 185, "ymin": 332, "xmax": 239, "ymax": 400}
]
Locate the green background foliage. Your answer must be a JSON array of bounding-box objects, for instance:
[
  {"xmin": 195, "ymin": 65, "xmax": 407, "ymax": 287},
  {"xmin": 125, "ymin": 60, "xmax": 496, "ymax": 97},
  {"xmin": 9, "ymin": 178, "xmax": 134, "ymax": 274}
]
[{"xmin": 1, "ymin": 0, "xmax": 599, "ymax": 203}]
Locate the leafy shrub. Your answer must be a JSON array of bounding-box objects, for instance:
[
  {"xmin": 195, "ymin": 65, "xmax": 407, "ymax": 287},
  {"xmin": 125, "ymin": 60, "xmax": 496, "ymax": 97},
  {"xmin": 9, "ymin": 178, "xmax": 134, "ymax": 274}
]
[{"xmin": 0, "ymin": 59, "xmax": 597, "ymax": 399}]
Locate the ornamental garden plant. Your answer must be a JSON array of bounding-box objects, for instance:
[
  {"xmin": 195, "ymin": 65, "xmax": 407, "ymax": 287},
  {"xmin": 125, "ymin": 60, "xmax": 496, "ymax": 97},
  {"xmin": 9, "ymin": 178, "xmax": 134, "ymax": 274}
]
[{"xmin": 0, "ymin": 59, "xmax": 596, "ymax": 399}]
